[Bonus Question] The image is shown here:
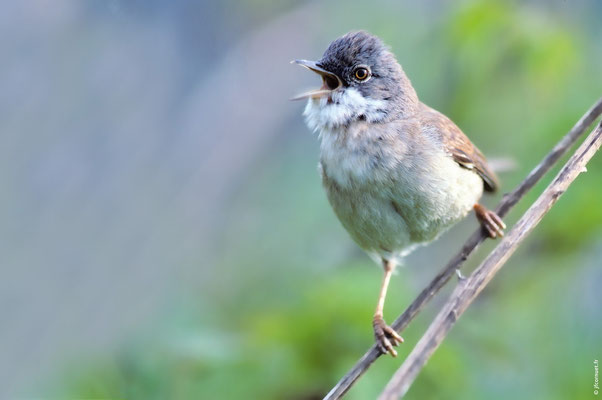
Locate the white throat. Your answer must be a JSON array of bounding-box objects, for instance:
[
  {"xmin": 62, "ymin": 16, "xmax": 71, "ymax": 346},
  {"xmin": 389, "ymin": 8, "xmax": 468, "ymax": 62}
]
[
  {"xmin": 303, "ymin": 88, "xmax": 390, "ymax": 188},
  {"xmin": 303, "ymin": 87, "xmax": 387, "ymax": 132}
]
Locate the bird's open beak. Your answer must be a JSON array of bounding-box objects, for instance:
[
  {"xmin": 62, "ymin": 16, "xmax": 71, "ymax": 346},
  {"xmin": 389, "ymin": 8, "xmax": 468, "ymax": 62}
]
[{"xmin": 290, "ymin": 59, "xmax": 342, "ymax": 101}]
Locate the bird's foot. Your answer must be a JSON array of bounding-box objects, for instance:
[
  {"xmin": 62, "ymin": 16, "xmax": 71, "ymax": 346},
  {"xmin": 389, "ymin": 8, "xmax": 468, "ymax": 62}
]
[
  {"xmin": 474, "ymin": 204, "xmax": 506, "ymax": 238},
  {"xmin": 373, "ymin": 316, "xmax": 404, "ymax": 357}
]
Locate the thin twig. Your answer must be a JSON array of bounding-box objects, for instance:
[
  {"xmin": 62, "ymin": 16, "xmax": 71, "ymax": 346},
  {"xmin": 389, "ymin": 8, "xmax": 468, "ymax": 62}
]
[
  {"xmin": 379, "ymin": 120, "xmax": 602, "ymax": 399},
  {"xmin": 323, "ymin": 97, "xmax": 602, "ymax": 400}
]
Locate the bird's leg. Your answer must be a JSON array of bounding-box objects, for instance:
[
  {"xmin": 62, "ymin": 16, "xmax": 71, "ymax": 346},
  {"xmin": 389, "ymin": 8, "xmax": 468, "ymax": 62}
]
[
  {"xmin": 372, "ymin": 259, "xmax": 404, "ymax": 357},
  {"xmin": 474, "ymin": 203, "xmax": 506, "ymax": 238}
]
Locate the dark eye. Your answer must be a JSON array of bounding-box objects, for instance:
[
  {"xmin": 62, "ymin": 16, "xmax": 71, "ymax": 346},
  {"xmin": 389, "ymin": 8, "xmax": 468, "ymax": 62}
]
[{"xmin": 354, "ymin": 67, "xmax": 369, "ymax": 81}]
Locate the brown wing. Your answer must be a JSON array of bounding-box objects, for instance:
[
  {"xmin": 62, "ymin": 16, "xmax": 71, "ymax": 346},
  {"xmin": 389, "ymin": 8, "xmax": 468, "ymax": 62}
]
[{"xmin": 421, "ymin": 104, "xmax": 499, "ymax": 192}]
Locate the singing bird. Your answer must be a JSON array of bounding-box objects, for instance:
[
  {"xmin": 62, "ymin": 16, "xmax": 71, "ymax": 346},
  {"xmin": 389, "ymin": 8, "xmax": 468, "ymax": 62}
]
[{"xmin": 292, "ymin": 31, "xmax": 505, "ymax": 356}]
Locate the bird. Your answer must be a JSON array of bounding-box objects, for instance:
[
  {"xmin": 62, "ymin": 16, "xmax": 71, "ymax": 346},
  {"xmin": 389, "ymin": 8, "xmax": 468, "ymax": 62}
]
[{"xmin": 292, "ymin": 31, "xmax": 506, "ymax": 357}]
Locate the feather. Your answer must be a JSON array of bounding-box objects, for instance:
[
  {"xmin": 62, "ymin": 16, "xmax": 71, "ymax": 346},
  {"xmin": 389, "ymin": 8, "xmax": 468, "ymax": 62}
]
[{"xmin": 420, "ymin": 104, "xmax": 499, "ymax": 192}]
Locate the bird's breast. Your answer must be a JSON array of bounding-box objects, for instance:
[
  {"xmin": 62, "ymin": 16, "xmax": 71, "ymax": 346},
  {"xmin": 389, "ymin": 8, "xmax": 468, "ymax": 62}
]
[
  {"xmin": 318, "ymin": 124, "xmax": 398, "ymax": 189},
  {"xmin": 320, "ymin": 129, "xmax": 374, "ymax": 188}
]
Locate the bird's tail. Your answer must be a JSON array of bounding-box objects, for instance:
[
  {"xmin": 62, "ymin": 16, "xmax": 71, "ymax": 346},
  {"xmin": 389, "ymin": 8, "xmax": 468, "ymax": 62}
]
[{"xmin": 486, "ymin": 157, "xmax": 517, "ymax": 174}]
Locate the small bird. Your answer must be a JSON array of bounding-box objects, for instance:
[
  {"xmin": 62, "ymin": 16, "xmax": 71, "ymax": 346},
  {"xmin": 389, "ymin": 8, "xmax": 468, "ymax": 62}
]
[{"xmin": 292, "ymin": 31, "xmax": 506, "ymax": 357}]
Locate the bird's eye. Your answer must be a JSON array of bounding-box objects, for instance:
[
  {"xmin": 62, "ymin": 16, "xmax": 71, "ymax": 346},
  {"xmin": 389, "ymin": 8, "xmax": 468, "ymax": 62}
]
[{"xmin": 354, "ymin": 67, "xmax": 369, "ymax": 81}]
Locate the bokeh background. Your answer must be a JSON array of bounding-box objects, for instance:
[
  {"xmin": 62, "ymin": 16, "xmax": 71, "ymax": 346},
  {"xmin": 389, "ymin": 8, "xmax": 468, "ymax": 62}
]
[{"xmin": 2, "ymin": 0, "xmax": 601, "ymax": 399}]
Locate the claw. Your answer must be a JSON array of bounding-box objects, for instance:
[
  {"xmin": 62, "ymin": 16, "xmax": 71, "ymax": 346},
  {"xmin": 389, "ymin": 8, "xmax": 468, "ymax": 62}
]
[
  {"xmin": 373, "ymin": 316, "xmax": 404, "ymax": 357},
  {"xmin": 474, "ymin": 204, "xmax": 506, "ymax": 239}
]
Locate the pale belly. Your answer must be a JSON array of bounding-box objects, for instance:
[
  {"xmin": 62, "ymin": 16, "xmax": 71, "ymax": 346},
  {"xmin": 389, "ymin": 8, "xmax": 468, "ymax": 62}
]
[{"xmin": 321, "ymin": 154, "xmax": 483, "ymax": 263}]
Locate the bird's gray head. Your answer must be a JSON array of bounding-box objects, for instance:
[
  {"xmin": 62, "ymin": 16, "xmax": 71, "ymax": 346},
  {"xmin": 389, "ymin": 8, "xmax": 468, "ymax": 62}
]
[{"xmin": 293, "ymin": 31, "xmax": 418, "ymax": 131}]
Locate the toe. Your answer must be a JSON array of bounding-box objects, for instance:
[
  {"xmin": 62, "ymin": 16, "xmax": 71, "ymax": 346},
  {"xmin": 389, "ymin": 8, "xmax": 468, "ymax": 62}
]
[
  {"xmin": 483, "ymin": 222, "xmax": 497, "ymax": 238},
  {"xmin": 483, "ymin": 213, "xmax": 496, "ymax": 231},
  {"xmin": 495, "ymin": 225, "xmax": 504, "ymax": 237},
  {"xmin": 475, "ymin": 204, "xmax": 506, "ymax": 239},
  {"xmin": 490, "ymin": 212, "xmax": 507, "ymax": 229},
  {"xmin": 385, "ymin": 326, "xmax": 404, "ymax": 344},
  {"xmin": 375, "ymin": 331, "xmax": 396, "ymax": 356},
  {"xmin": 376, "ymin": 339, "xmax": 388, "ymax": 355},
  {"xmin": 488, "ymin": 212, "xmax": 505, "ymax": 237},
  {"xmin": 382, "ymin": 337, "xmax": 397, "ymax": 357},
  {"xmin": 373, "ymin": 318, "xmax": 402, "ymax": 357}
]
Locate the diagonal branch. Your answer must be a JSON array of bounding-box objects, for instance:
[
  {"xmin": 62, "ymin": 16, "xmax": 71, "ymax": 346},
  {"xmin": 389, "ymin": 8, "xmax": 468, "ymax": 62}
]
[
  {"xmin": 379, "ymin": 120, "xmax": 602, "ymax": 399},
  {"xmin": 323, "ymin": 97, "xmax": 602, "ymax": 400}
]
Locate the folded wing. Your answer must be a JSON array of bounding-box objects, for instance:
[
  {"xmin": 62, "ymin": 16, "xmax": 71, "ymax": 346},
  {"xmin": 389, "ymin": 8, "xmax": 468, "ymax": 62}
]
[{"xmin": 420, "ymin": 104, "xmax": 499, "ymax": 192}]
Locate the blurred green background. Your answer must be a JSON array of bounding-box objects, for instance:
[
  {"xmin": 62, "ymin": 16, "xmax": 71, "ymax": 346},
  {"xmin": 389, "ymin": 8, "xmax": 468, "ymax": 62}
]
[{"xmin": 2, "ymin": 0, "xmax": 601, "ymax": 399}]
